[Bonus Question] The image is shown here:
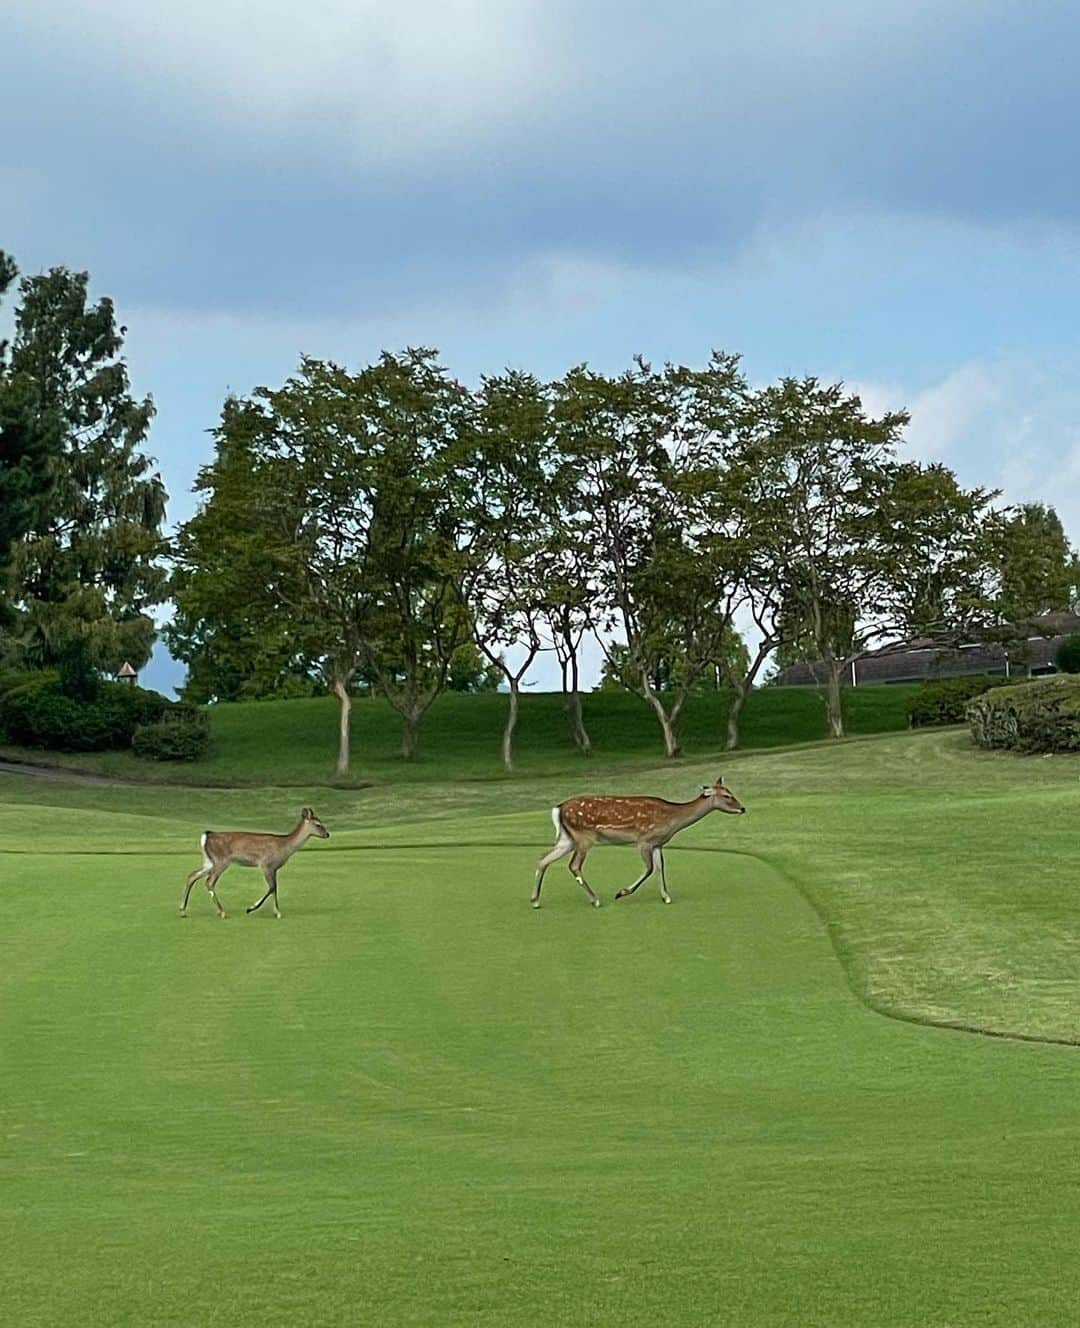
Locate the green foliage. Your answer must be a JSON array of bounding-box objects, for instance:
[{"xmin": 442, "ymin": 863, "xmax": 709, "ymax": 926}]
[
  {"xmin": 131, "ymin": 713, "xmax": 210, "ymax": 762},
  {"xmin": 597, "ymin": 627, "xmax": 749, "ymax": 694},
  {"xmin": 3, "ymin": 265, "xmax": 167, "ymax": 672},
  {"xmin": 0, "ymin": 252, "xmax": 63, "ymax": 597},
  {"xmin": 907, "ymin": 674, "xmax": 1021, "ymax": 728},
  {"xmin": 991, "ymin": 503, "xmax": 1079, "ymax": 622},
  {"xmin": 0, "ymin": 675, "xmax": 174, "ymax": 751},
  {"xmin": 447, "ymin": 641, "xmax": 502, "ymax": 693},
  {"xmin": 1055, "ymin": 632, "xmax": 1080, "ymax": 674},
  {"xmin": 967, "ymin": 675, "xmax": 1080, "ymax": 752}
]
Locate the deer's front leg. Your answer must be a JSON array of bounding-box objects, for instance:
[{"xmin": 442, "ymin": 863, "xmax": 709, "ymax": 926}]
[
  {"xmin": 655, "ymin": 847, "xmax": 671, "ymax": 904},
  {"xmin": 614, "ymin": 844, "xmax": 654, "ymax": 901},
  {"xmin": 247, "ymin": 867, "xmax": 278, "ymax": 917}
]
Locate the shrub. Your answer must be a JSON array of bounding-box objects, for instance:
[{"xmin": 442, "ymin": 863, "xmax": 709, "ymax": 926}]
[
  {"xmin": 0, "ymin": 675, "xmax": 176, "ymax": 751},
  {"xmin": 132, "ymin": 715, "xmax": 210, "ymax": 762},
  {"xmin": 907, "ymin": 674, "xmax": 1021, "ymax": 728},
  {"xmin": 967, "ymin": 675, "xmax": 1080, "ymax": 753},
  {"xmin": 1056, "ymin": 633, "xmax": 1080, "ymax": 675}
]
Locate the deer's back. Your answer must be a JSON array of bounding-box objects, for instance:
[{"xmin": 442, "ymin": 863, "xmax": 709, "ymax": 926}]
[{"xmin": 560, "ymin": 795, "xmax": 671, "ymax": 833}]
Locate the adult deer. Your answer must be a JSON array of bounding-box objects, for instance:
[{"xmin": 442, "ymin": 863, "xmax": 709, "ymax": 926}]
[
  {"xmin": 181, "ymin": 808, "xmax": 330, "ymax": 919},
  {"xmin": 532, "ymin": 778, "xmax": 745, "ymax": 908}
]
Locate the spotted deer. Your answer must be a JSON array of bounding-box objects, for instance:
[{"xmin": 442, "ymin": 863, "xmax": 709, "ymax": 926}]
[
  {"xmin": 532, "ymin": 778, "xmax": 746, "ymax": 908},
  {"xmin": 181, "ymin": 808, "xmax": 330, "ymax": 919}
]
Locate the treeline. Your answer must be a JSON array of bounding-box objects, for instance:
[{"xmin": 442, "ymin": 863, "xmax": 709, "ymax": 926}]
[{"xmin": 2, "ymin": 253, "xmax": 1078, "ymax": 774}]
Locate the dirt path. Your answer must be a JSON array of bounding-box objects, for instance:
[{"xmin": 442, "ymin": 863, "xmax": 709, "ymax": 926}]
[{"xmin": 0, "ymin": 759, "xmax": 140, "ymax": 787}]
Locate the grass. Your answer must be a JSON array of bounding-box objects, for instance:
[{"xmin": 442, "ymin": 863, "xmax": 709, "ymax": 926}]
[
  {"xmin": 3, "ymin": 724, "xmax": 1080, "ymax": 1324},
  {"xmin": 0, "ymin": 683, "xmax": 918, "ymax": 786}
]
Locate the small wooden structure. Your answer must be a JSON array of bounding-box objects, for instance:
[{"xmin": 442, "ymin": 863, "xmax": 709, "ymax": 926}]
[{"xmin": 116, "ymin": 661, "xmax": 137, "ymax": 685}]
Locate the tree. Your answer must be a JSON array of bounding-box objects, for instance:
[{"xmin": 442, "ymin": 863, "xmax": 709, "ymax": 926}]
[
  {"xmin": 991, "ymin": 503, "xmax": 1080, "ymax": 624},
  {"xmin": 167, "ymin": 402, "xmax": 324, "ymax": 706},
  {"xmin": 468, "ymin": 370, "xmax": 554, "ymax": 770},
  {"xmin": 0, "ymin": 252, "xmax": 63, "ymax": 607},
  {"xmin": 552, "ymin": 353, "xmax": 750, "ymax": 757},
  {"xmin": 3, "ymin": 266, "xmax": 167, "ymax": 675},
  {"xmin": 1056, "ymin": 634, "xmax": 1080, "ymax": 674},
  {"xmin": 330, "ymin": 351, "xmax": 479, "ymax": 760},
  {"xmin": 446, "ymin": 642, "xmax": 502, "ymax": 693},
  {"xmin": 174, "ymin": 351, "xmax": 478, "ymax": 771},
  {"xmin": 596, "ymin": 627, "xmax": 748, "ymax": 693},
  {"xmin": 744, "ymin": 378, "xmax": 909, "ymax": 738}
]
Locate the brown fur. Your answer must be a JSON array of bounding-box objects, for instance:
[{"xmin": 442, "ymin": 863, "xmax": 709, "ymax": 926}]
[
  {"xmin": 181, "ymin": 807, "xmax": 330, "ymax": 920},
  {"xmin": 532, "ymin": 778, "xmax": 745, "ymax": 908}
]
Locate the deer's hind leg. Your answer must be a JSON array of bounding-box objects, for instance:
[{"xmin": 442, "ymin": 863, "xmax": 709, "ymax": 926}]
[
  {"xmin": 532, "ymin": 835, "xmax": 574, "ymax": 908},
  {"xmin": 568, "ymin": 846, "xmax": 601, "ymax": 908},
  {"xmin": 181, "ymin": 859, "xmax": 212, "ymax": 916},
  {"xmin": 205, "ymin": 866, "xmax": 228, "ymax": 919},
  {"xmin": 614, "ymin": 844, "xmax": 655, "ymax": 902}
]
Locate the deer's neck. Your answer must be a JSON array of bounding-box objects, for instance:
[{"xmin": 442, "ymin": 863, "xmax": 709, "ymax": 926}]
[
  {"xmin": 282, "ymin": 822, "xmax": 310, "ymax": 856},
  {"xmin": 667, "ymin": 797, "xmax": 713, "ymax": 835}
]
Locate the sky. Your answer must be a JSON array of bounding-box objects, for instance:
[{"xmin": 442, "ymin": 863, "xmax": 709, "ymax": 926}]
[{"xmin": 4, "ymin": 0, "xmax": 1080, "ymax": 696}]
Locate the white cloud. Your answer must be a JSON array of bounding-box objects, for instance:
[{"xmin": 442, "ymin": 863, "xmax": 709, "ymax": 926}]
[{"xmin": 854, "ymin": 355, "xmax": 1080, "ymax": 543}]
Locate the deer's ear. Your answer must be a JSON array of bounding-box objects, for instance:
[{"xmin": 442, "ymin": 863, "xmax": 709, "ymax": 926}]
[
  {"xmin": 700, "ymin": 785, "xmax": 712, "ymax": 797},
  {"xmin": 301, "ymin": 807, "xmax": 313, "ymax": 819}
]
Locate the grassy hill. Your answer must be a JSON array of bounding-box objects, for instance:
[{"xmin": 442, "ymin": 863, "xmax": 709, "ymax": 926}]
[
  {"xmin": 5, "ymin": 716, "xmax": 1080, "ymax": 1324},
  {"xmin": 0, "ymin": 682, "xmax": 919, "ymax": 785}
]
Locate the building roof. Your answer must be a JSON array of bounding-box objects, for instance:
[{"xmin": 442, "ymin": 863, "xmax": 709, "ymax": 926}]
[{"xmin": 775, "ymin": 614, "xmax": 1080, "ymax": 687}]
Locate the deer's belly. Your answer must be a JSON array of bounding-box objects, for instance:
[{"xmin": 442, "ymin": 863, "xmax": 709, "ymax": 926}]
[{"xmin": 595, "ymin": 826, "xmax": 639, "ymax": 845}]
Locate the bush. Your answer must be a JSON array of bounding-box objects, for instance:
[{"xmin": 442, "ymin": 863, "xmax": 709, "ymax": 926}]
[
  {"xmin": 967, "ymin": 675, "xmax": 1080, "ymax": 753},
  {"xmin": 132, "ymin": 714, "xmax": 210, "ymax": 762},
  {"xmin": 907, "ymin": 674, "xmax": 1022, "ymax": 728},
  {"xmin": 1056, "ymin": 633, "xmax": 1080, "ymax": 675},
  {"xmin": 0, "ymin": 675, "xmax": 177, "ymax": 751}
]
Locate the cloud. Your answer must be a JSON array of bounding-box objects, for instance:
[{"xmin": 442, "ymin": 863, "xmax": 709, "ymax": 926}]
[
  {"xmin": 854, "ymin": 354, "xmax": 1080, "ymax": 543},
  {"xmin": 5, "ymin": 0, "xmax": 1080, "ymax": 320}
]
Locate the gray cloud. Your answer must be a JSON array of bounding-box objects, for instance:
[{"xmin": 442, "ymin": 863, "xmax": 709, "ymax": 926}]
[{"xmin": 4, "ymin": 1, "xmax": 1080, "ymax": 319}]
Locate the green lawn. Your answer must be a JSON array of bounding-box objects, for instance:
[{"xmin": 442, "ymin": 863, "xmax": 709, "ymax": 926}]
[
  {"xmin": 0, "ymin": 683, "xmax": 918, "ymax": 786},
  {"xmin": 3, "ymin": 728, "xmax": 1080, "ymax": 1324}
]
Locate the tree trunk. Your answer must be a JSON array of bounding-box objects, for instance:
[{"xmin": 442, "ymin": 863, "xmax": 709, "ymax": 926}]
[
  {"xmin": 726, "ymin": 681, "xmax": 749, "ymax": 751},
  {"xmin": 401, "ymin": 707, "xmax": 422, "ymax": 760},
  {"xmin": 643, "ymin": 687, "xmax": 680, "ymax": 757},
  {"xmin": 501, "ymin": 679, "xmax": 520, "ymax": 772},
  {"xmin": 824, "ymin": 659, "xmax": 845, "ymax": 738},
  {"xmin": 561, "ymin": 650, "xmax": 592, "ymax": 755},
  {"xmin": 331, "ymin": 678, "xmax": 352, "ymax": 775},
  {"xmin": 724, "ymin": 641, "xmax": 775, "ymax": 751}
]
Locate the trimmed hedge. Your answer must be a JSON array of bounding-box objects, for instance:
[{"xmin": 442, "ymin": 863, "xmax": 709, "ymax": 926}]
[
  {"xmin": 907, "ymin": 674, "xmax": 1021, "ymax": 728},
  {"xmin": 0, "ymin": 675, "xmax": 177, "ymax": 752},
  {"xmin": 967, "ymin": 675, "xmax": 1080, "ymax": 753},
  {"xmin": 132, "ymin": 715, "xmax": 210, "ymax": 762}
]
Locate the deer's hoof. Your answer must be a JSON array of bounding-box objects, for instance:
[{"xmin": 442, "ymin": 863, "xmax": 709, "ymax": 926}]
[
  {"xmin": 662, "ymin": 897, "xmax": 672, "ymax": 905},
  {"xmin": 592, "ymin": 898, "xmax": 601, "ymax": 908},
  {"xmin": 531, "ymin": 901, "xmax": 540, "ymax": 909}
]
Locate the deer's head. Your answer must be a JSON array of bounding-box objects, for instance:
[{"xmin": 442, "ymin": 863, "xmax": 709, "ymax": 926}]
[
  {"xmin": 700, "ymin": 777, "xmax": 746, "ymax": 815},
  {"xmin": 301, "ymin": 807, "xmax": 331, "ymax": 838}
]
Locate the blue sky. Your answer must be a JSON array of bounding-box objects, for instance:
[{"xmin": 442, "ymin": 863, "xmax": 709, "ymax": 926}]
[{"xmin": 4, "ymin": 1, "xmax": 1080, "ymax": 694}]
